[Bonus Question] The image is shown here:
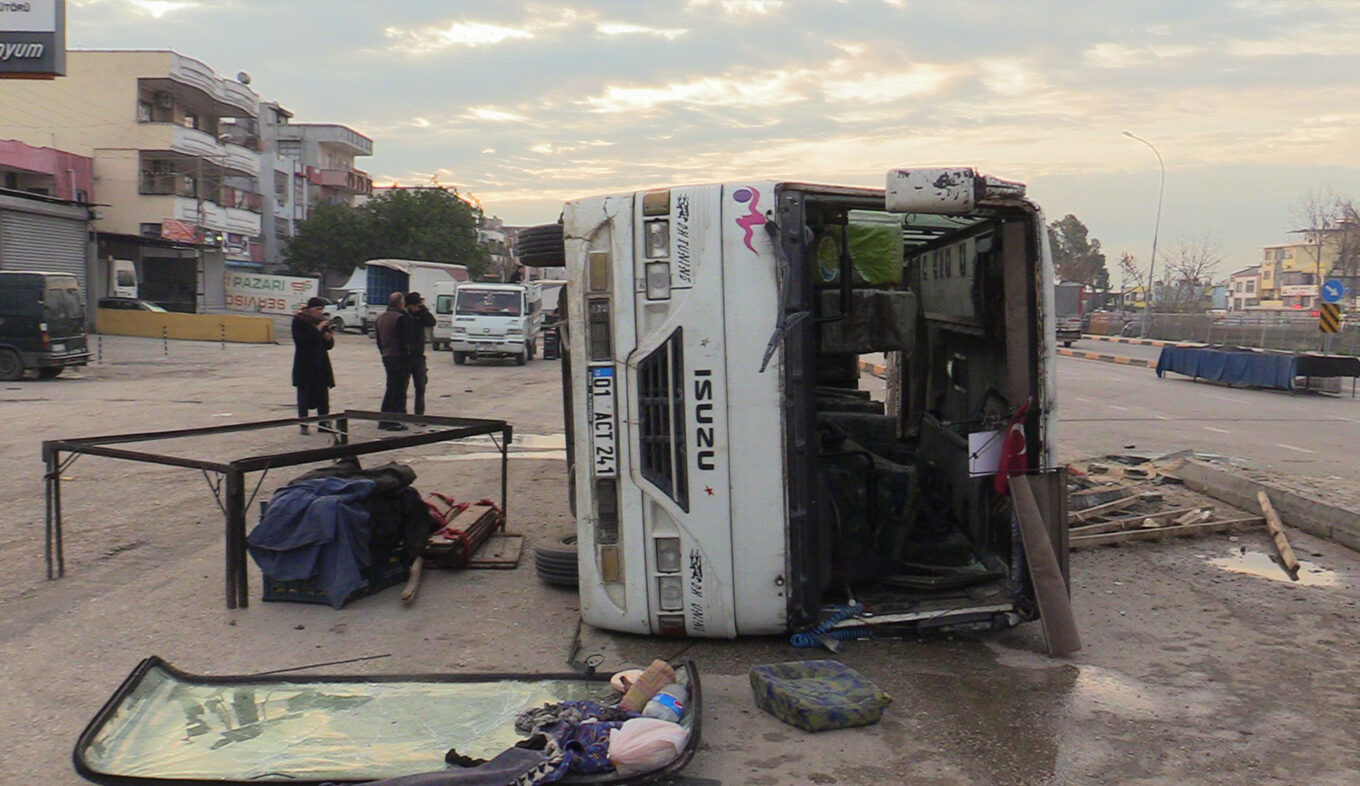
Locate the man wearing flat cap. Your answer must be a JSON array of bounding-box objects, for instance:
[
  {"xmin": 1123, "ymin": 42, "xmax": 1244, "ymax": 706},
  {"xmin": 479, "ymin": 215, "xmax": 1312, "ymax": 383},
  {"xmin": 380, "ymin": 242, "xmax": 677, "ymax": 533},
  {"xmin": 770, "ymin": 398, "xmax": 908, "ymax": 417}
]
[
  {"xmin": 404, "ymin": 291, "xmax": 436, "ymax": 416},
  {"xmin": 291, "ymin": 296, "xmax": 335, "ymax": 435}
]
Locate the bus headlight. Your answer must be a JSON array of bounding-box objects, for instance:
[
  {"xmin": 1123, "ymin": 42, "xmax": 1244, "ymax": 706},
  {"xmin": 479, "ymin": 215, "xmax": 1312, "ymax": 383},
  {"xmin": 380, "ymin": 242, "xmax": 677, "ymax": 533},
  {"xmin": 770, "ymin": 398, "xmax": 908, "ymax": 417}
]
[
  {"xmin": 644, "ymin": 220, "xmax": 670, "ymax": 259},
  {"xmin": 655, "ymin": 537, "xmax": 681, "ymax": 573},
  {"xmin": 645, "ymin": 262, "xmax": 671, "ymax": 300},
  {"xmin": 658, "ymin": 576, "xmax": 684, "ymax": 611}
]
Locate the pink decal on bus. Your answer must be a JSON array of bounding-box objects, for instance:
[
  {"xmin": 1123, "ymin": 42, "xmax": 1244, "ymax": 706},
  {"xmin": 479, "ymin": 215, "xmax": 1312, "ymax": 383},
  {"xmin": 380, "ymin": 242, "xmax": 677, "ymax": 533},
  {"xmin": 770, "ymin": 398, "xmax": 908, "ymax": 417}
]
[{"xmin": 732, "ymin": 187, "xmax": 766, "ymax": 254}]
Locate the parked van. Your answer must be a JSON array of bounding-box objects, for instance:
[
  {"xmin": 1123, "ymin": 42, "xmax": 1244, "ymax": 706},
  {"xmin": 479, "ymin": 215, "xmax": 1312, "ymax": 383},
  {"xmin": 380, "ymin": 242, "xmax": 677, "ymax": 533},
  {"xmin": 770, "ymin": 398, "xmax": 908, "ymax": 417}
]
[
  {"xmin": 448, "ymin": 281, "xmax": 543, "ymax": 365},
  {"xmin": 0, "ymin": 271, "xmax": 92, "ymax": 380}
]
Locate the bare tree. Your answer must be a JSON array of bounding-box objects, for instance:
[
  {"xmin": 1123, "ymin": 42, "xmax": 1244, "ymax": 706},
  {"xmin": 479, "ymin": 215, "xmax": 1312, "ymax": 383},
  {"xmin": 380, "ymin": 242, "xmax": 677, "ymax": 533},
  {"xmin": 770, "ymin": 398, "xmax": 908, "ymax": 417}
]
[
  {"xmin": 1117, "ymin": 251, "xmax": 1144, "ymax": 310},
  {"xmin": 1288, "ymin": 188, "xmax": 1360, "ymax": 303},
  {"xmin": 1160, "ymin": 234, "xmax": 1223, "ymax": 313}
]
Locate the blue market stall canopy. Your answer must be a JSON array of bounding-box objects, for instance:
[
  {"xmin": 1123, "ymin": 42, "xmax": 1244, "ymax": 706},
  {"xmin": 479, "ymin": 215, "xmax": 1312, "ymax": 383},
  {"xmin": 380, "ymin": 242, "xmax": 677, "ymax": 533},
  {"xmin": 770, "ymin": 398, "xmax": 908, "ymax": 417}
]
[{"xmin": 1156, "ymin": 346, "xmax": 1360, "ymax": 392}]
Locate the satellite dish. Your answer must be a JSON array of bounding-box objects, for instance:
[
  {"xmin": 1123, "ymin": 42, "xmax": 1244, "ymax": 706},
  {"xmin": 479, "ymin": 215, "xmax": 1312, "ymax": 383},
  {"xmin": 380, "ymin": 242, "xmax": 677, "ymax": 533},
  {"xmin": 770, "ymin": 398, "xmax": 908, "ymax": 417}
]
[{"xmin": 236, "ymin": 72, "xmax": 251, "ymax": 85}]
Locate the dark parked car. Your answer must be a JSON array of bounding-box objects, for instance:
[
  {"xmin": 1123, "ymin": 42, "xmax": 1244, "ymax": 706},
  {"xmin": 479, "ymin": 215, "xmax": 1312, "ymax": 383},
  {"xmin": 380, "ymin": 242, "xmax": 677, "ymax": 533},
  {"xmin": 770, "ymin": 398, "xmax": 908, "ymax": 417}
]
[
  {"xmin": 0, "ymin": 270, "xmax": 91, "ymax": 380},
  {"xmin": 97, "ymin": 297, "xmax": 168, "ymax": 312}
]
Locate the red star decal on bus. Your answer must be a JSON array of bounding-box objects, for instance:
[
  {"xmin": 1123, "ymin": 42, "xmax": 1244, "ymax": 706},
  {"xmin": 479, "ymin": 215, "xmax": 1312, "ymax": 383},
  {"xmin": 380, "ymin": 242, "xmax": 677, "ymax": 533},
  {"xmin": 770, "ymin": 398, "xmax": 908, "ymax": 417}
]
[{"xmin": 705, "ymin": 486, "xmax": 715, "ymax": 496}]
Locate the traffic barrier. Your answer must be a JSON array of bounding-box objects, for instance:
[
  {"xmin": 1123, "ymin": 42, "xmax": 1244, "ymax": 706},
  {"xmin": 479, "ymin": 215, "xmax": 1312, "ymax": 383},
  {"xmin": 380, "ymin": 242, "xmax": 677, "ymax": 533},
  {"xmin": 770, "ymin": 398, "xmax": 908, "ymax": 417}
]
[{"xmin": 96, "ymin": 310, "xmax": 275, "ymax": 344}]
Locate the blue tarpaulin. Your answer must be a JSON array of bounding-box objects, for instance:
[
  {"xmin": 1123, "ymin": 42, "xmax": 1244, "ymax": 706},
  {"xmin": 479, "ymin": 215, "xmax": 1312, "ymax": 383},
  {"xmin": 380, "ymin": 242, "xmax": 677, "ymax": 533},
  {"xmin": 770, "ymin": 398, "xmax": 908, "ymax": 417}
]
[{"xmin": 1155, "ymin": 347, "xmax": 1299, "ymax": 390}]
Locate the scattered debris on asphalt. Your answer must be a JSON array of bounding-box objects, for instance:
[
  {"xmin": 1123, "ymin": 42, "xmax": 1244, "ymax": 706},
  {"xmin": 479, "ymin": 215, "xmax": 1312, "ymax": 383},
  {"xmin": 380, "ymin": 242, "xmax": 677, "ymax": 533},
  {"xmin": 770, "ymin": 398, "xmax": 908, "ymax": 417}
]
[{"xmin": 1067, "ymin": 452, "xmax": 1265, "ymax": 549}]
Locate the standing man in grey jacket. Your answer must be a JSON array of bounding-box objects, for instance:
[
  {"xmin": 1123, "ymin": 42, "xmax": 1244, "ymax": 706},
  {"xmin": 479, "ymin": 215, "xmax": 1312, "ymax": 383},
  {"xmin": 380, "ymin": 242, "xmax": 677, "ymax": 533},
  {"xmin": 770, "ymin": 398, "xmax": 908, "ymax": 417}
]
[{"xmin": 374, "ymin": 291, "xmax": 413, "ymax": 431}]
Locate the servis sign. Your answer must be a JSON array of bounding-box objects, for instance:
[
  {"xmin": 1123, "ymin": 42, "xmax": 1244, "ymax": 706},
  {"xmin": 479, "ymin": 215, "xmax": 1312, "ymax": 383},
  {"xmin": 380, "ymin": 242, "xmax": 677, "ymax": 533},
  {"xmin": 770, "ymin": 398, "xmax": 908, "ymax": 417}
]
[{"xmin": 0, "ymin": 0, "xmax": 65, "ymax": 78}]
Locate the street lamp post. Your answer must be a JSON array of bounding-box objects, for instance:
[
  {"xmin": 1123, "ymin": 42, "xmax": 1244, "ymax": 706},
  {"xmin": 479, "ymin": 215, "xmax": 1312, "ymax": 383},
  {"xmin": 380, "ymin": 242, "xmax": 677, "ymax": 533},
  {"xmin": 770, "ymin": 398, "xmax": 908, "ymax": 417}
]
[{"xmin": 1122, "ymin": 131, "xmax": 1163, "ymax": 338}]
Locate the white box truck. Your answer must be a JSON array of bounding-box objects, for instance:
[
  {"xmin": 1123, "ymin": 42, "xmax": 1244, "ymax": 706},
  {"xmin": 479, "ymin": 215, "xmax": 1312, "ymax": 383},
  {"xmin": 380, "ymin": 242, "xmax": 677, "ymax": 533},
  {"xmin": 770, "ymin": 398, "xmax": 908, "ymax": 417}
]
[
  {"xmin": 334, "ymin": 259, "xmax": 469, "ymax": 334},
  {"xmin": 533, "ymin": 167, "xmax": 1076, "ymax": 650}
]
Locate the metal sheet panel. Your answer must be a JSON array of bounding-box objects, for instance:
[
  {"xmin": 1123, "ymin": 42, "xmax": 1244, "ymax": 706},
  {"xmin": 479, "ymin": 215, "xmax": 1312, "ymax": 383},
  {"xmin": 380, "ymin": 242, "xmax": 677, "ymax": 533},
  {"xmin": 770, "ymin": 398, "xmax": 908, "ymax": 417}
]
[{"xmin": 0, "ymin": 208, "xmax": 87, "ymax": 287}]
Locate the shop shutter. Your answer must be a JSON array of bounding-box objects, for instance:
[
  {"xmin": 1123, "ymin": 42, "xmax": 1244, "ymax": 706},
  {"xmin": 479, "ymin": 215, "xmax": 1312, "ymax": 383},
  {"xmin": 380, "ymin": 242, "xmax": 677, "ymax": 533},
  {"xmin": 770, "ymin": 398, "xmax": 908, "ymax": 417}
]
[{"xmin": 0, "ymin": 209, "xmax": 88, "ymax": 288}]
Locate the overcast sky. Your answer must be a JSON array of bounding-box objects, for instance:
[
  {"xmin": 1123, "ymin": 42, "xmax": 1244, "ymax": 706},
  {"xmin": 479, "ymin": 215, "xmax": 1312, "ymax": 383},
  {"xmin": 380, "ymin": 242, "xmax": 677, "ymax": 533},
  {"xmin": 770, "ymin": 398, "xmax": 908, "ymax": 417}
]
[{"xmin": 69, "ymin": 0, "xmax": 1360, "ymax": 283}]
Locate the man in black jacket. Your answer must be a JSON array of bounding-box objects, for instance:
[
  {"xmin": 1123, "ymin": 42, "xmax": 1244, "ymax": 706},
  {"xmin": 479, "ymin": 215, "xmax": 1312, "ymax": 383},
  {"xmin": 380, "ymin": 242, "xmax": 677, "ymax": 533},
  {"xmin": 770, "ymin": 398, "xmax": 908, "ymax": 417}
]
[
  {"xmin": 374, "ymin": 292, "xmax": 413, "ymax": 431},
  {"xmin": 291, "ymin": 296, "xmax": 335, "ymax": 435},
  {"xmin": 404, "ymin": 291, "xmax": 437, "ymax": 416}
]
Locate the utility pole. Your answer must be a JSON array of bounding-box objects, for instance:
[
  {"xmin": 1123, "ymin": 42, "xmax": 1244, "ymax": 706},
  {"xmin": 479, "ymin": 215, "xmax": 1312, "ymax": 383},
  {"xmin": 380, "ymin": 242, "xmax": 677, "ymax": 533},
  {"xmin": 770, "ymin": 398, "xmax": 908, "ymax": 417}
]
[{"xmin": 1122, "ymin": 131, "xmax": 1164, "ymax": 338}]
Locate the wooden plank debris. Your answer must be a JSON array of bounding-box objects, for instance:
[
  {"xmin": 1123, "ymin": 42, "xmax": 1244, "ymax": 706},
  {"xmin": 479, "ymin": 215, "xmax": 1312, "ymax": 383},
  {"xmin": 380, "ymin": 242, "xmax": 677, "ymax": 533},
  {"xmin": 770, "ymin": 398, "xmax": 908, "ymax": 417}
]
[
  {"xmin": 1256, "ymin": 491, "xmax": 1301, "ymax": 577},
  {"xmin": 1069, "ymin": 505, "xmax": 1214, "ymax": 536},
  {"xmin": 1070, "ymin": 516, "xmax": 1265, "ymax": 548},
  {"xmin": 1069, "ymin": 492, "xmax": 1163, "ymax": 524}
]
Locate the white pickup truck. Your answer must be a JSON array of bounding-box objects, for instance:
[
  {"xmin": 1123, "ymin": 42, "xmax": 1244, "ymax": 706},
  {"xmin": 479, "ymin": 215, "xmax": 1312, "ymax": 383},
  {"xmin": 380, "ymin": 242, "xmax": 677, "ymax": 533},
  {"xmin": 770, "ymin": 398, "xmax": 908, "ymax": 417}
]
[{"xmin": 446, "ymin": 281, "xmax": 543, "ymax": 365}]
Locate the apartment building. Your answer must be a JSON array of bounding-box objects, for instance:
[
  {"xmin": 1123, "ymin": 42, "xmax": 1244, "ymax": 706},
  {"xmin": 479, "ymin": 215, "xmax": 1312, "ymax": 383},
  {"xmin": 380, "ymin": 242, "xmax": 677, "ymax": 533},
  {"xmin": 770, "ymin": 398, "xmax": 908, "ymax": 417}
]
[
  {"xmin": 1257, "ymin": 226, "xmax": 1360, "ymax": 310},
  {"xmin": 1228, "ymin": 265, "xmax": 1261, "ymax": 312},
  {"xmin": 0, "ymin": 50, "xmax": 263, "ymax": 310},
  {"xmin": 257, "ymin": 102, "xmax": 373, "ymax": 269}
]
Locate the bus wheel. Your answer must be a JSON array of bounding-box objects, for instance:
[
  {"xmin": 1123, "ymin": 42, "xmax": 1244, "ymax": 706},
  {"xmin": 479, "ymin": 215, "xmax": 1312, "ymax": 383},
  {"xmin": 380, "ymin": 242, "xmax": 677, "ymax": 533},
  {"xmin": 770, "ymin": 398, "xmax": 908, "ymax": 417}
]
[
  {"xmin": 535, "ymin": 532, "xmax": 579, "ymax": 588},
  {"xmin": 0, "ymin": 349, "xmax": 23, "ymax": 381},
  {"xmin": 453, "ymin": 351, "xmax": 467, "ymax": 365}
]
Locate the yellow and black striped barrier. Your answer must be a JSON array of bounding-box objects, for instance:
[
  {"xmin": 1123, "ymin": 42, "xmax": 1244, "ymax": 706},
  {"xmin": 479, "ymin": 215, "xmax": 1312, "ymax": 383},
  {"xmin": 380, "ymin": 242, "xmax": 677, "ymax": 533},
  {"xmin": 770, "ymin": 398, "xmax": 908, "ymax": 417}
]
[{"xmin": 1319, "ymin": 303, "xmax": 1342, "ymax": 334}]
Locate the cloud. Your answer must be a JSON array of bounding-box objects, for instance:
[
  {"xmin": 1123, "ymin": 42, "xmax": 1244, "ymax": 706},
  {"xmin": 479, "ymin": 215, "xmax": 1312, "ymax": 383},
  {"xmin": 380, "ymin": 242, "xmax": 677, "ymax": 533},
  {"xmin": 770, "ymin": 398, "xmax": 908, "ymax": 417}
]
[
  {"xmin": 125, "ymin": 0, "xmax": 200, "ymax": 17},
  {"xmin": 596, "ymin": 22, "xmax": 688, "ymax": 40},
  {"xmin": 823, "ymin": 64, "xmax": 961, "ymax": 103},
  {"xmin": 583, "ymin": 70, "xmax": 813, "ymax": 113},
  {"xmin": 466, "ymin": 106, "xmax": 530, "ymax": 122},
  {"xmin": 686, "ymin": 0, "xmax": 785, "ymax": 16},
  {"xmin": 384, "ymin": 21, "xmax": 534, "ymax": 54}
]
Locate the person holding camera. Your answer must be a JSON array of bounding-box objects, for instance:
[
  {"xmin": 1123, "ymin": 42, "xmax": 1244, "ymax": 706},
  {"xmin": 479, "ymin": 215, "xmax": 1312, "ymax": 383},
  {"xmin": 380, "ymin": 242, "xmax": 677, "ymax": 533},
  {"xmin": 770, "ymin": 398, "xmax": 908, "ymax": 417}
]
[
  {"xmin": 403, "ymin": 291, "xmax": 436, "ymax": 416},
  {"xmin": 291, "ymin": 296, "xmax": 335, "ymax": 435}
]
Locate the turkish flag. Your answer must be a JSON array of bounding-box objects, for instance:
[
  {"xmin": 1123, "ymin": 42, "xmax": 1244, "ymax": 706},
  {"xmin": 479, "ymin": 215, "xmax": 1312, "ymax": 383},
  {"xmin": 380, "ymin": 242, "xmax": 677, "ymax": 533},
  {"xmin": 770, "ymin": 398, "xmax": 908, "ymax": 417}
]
[{"xmin": 993, "ymin": 399, "xmax": 1031, "ymax": 496}]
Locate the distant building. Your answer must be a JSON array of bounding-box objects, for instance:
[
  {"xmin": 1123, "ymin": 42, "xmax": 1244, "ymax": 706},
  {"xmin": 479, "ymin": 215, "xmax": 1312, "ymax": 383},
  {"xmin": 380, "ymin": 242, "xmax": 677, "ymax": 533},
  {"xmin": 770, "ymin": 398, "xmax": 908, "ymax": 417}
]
[
  {"xmin": 1258, "ymin": 225, "xmax": 1359, "ymax": 310},
  {"xmin": 0, "ymin": 140, "xmax": 93, "ymax": 294},
  {"xmin": 1228, "ymin": 265, "xmax": 1261, "ymax": 312},
  {"xmin": 257, "ymin": 103, "xmax": 373, "ymax": 270},
  {"xmin": 0, "ymin": 50, "xmax": 263, "ymax": 311}
]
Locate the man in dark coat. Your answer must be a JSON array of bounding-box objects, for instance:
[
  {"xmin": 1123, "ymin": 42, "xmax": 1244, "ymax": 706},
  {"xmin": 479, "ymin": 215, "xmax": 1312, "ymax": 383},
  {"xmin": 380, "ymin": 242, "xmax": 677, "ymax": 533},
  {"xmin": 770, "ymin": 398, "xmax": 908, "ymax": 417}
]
[
  {"xmin": 291, "ymin": 296, "xmax": 335, "ymax": 434},
  {"xmin": 374, "ymin": 291, "xmax": 413, "ymax": 431},
  {"xmin": 403, "ymin": 291, "xmax": 437, "ymax": 416}
]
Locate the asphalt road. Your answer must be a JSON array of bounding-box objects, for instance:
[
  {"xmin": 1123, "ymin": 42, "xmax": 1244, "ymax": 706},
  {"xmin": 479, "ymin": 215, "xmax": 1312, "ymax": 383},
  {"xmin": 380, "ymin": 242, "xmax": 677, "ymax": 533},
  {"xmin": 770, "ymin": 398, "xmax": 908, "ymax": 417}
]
[
  {"xmin": 1055, "ymin": 348, "xmax": 1360, "ymax": 486},
  {"xmin": 2, "ymin": 334, "xmax": 1358, "ymax": 785}
]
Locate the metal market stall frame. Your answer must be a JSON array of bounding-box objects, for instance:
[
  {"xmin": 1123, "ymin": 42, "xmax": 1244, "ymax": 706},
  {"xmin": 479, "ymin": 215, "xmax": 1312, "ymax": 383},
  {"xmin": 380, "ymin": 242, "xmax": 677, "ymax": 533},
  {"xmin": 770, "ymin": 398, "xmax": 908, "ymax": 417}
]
[{"xmin": 42, "ymin": 411, "xmax": 512, "ymax": 609}]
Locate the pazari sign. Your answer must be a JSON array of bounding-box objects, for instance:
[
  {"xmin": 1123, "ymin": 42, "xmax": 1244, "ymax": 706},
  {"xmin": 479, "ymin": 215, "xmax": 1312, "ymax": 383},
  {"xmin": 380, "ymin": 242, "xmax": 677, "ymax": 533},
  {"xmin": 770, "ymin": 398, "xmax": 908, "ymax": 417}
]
[
  {"xmin": 0, "ymin": 0, "xmax": 65, "ymax": 78},
  {"xmin": 225, "ymin": 273, "xmax": 320, "ymax": 316}
]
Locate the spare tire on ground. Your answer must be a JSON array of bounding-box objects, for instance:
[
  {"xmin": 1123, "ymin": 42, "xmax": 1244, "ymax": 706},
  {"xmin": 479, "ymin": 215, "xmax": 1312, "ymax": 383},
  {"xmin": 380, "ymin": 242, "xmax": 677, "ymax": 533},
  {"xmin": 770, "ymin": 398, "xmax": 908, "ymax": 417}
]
[{"xmin": 535, "ymin": 531, "xmax": 579, "ymax": 588}]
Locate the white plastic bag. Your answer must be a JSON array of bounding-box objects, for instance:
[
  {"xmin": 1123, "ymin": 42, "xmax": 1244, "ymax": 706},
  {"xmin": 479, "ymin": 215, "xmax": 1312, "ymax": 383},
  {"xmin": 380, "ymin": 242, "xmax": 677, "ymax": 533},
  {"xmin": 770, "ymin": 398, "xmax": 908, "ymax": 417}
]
[{"xmin": 608, "ymin": 717, "xmax": 690, "ymax": 776}]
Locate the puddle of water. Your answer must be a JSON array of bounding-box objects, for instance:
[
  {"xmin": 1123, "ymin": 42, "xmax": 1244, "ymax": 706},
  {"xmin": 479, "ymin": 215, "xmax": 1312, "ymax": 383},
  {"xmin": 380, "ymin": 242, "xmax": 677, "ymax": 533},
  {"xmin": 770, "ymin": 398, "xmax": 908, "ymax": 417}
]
[{"xmin": 1207, "ymin": 549, "xmax": 1339, "ymax": 586}]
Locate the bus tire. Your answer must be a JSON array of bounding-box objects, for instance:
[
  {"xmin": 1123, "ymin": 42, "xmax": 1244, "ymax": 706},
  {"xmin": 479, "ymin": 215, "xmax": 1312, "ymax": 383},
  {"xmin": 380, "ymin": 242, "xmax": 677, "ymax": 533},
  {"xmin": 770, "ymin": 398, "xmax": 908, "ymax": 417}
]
[
  {"xmin": 0, "ymin": 349, "xmax": 23, "ymax": 381},
  {"xmin": 535, "ymin": 532, "xmax": 579, "ymax": 588},
  {"xmin": 516, "ymin": 223, "xmax": 565, "ymax": 267}
]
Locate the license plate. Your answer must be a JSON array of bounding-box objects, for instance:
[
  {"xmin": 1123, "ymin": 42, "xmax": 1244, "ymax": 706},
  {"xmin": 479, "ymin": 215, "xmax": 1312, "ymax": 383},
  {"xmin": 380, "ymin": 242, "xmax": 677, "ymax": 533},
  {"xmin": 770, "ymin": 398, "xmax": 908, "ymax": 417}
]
[
  {"xmin": 589, "ymin": 366, "xmax": 617, "ymax": 477},
  {"xmin": 51, "ymin": 343, "xmax": 65, "ymax": 352}
]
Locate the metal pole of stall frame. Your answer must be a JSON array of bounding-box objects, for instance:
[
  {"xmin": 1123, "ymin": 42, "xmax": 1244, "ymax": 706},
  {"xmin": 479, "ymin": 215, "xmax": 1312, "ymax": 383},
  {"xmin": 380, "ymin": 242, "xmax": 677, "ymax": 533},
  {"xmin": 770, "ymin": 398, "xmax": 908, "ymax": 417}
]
[
  {"xmin": 501, "ymin": 425, "xmax": 511, "ymax": 524},
  {"xmin": 225, "ymin": 467, "xmax": 248, "ymax": 609},
  {"xmin": 43, "ymin": 444, "xmax": 63, "ymax": 579}
]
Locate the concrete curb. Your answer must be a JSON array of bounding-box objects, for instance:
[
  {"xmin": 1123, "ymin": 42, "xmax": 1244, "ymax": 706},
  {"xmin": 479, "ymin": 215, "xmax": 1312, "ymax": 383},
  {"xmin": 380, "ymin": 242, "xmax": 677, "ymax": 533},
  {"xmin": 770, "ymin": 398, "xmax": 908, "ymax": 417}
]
[
  {"xmin": 1057, "ymin": 348, "xmax": 1156, "ymax": 368},
  {"xmin": 1082, "ymin": 334, "xmax": 1197, "ymax": 348},
  {"xmin": 1175, "ymin": 459, "xmax": 1360, "ymax": 553}
]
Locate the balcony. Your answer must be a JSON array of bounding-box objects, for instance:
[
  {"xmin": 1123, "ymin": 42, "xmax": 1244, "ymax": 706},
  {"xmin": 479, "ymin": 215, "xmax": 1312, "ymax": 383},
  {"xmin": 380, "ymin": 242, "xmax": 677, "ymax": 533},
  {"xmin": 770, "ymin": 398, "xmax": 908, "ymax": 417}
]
[
  {"xmin": 281, "ymin": 123, "xmax": 373, "ymax": 157},
  {"xmin": 308, "ymin": 167, "xmax": 372, "ymax": 195},
  {"xmin": 173, "ymin": 195, "xmax": 261, "ymax": 236},
  {"xmin": 168, "ymin": 53, "xmax": 259, "ymax": 117},
  {"xmin": 156, "ymin": 125, "xmax": 260, "ymax": 178}
]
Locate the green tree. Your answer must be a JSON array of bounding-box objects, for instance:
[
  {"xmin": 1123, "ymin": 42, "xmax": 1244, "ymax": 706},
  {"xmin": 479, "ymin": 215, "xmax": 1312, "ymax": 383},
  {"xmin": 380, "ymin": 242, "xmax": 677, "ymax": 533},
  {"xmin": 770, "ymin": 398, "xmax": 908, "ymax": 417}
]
[
  {"xmin": 1048, "ymin": 214, "xmax": 1109, "ymax": 290},
  {"xmin": 284, "ymin": 187, "xmax": 489, "ymax": 278}
]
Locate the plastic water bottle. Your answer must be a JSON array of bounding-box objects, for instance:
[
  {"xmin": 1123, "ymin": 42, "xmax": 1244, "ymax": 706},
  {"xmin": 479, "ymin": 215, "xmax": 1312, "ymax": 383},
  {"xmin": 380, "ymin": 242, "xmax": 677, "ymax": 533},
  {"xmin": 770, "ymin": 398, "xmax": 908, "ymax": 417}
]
[{"xmin": 641, "ymin": 682, "xmax": 688, "ymax": 723}]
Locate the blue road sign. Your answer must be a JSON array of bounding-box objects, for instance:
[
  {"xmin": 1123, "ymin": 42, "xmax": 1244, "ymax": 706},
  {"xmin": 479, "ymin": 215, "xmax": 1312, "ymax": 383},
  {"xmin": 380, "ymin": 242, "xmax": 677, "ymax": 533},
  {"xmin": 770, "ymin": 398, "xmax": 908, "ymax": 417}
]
[{"xmin": 1321, "ymin": 279, "xmax": 1345, "ymax": 304}]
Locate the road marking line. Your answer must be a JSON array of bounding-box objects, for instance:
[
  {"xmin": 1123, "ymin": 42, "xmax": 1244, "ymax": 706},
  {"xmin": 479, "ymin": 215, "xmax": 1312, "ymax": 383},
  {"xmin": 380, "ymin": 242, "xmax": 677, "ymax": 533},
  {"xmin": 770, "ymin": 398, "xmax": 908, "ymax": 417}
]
[
  {"xmin": 1108, "ymin": 404, "xmax": 1129, "ymax": 411},
  {"xmin": 1204, "ymin": 393, "xmax": 1249, "ymax": 404},
  {"xmin": 1329, "ymin": 416, "xmax": 1360, "ymax": 423},
  {"xmin": 1204, "ymin": 426, "xmax": 1231, "ymax": 434},
  {"xmin": 1153, "ymin": 414, "xmax": 1170, "ymax": 420},
  {"xmin": 1275, "ymin": 443, "xmax": 1316, "ymax": 454},
  {"xmin": 1072, "ymin": 396, "xmax": 1093, "ymax": 403}
]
